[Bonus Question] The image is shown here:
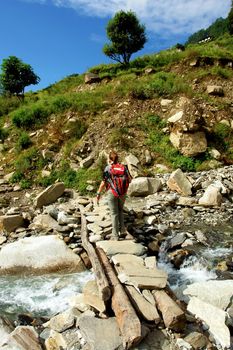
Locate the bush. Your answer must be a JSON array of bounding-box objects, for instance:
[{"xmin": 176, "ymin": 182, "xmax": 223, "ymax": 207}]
[
  {"xmin": 11, "ymin": 103, "xmax": 50, "ymax": 129},
  {"xmin": 0, "ymin": 127, "xmax": 9, "ymax": 141},
  {"xmin": 16, "ymin": 131, "xmax": 32, "ymax": 150},
  {"xmin": 131, "ymin": 72, "xmax": 190, "ymax": 99},
  {"xmin": 0, "ymin": 95, "xmax": 21, "ymax": 117}
]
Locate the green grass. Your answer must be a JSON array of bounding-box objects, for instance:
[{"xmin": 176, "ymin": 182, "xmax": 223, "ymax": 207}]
[
  {"xmin": 131, "ymin": 72, "xmax": 191, "ymax": 99},
  {"xmin": 37, "ymin": 161, "xmax": 102, "ymax": 195}
]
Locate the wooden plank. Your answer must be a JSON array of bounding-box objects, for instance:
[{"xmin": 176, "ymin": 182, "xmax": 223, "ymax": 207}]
[
  {"xmin": 97, "ymin": 247, "xmax": 142, "ymax": 349},
  {"xmin": 79, "ymin": 205, "xmax": 111, "ymax": 302}
]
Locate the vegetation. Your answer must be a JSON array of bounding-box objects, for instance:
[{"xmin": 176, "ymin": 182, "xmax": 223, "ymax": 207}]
[
  {"xmin": 0, "ymin": 56, "xmax": 40, "ymax": 97},
  {"xmin": 103, "ymin": 11, "xmax": 147, "ymax": 65},
  {"xmin": 228, "ymin": 0, "xmax": 233, "ymax": 35},
  {"xmin": 0, "ymin": 21, "xmax": 232, "ymax": 190},
  {"xmin": 186, "ymin": 17, "xmax": 229, "ymax": 44}
]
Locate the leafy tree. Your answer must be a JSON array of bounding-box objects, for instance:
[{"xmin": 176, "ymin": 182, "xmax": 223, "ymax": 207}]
[
  {"xmin": 103, "ymin": 11, "xmax": 147, "ymax": 65},
  {"xmin": 228, "ymin": 0, "xmax": 233, "ymax": 35},
  {"xmin": 0, "ymin": 56, "xmax": 40, "ymax": 97}
]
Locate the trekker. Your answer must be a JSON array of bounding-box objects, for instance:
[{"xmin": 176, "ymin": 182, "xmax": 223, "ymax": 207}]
[{"xmin": 96, "ymin": 151, "xmax": 132, "ymax": 240}]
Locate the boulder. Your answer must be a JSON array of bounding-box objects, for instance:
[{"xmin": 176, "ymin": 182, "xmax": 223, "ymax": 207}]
[
  {"xmin": 118, "ymin": 265, "xmax": 168, "ymax": 290},
  {"xmin": 0, "ymin": 215, "xmax": 24, "ymax": 233},
  {"xmin": 187, "ymin": 297, "xmax": 230, "ymax": 349},
  {"xmin": 46, "ymin": 308, "xmax": 78, "ymax": 333},
  {"xmin": 0, "ymin": 317, "xmax": 13, "ymax": 347},
  {"xmin": 147, "ymin": 177, "xmax": 162, "ymax": 193},
  {"xmin": 80, "ymin": 155, "xmax": 94, "ymax": 169},
  {"xmin": 0, "ymin": 235, "xmax": 86, "ymax": 275},
  {"xmin": 198, "ymin": 185, "xmax": 222, "ymax": 206},
  {"xmin": 30, "ymin": 214, "xmax": 60, "ymax": 231},
  {"xmin": 125, "ymin": 153, "xmax": 142, "ymax": 178},
  {"xmin": 35, "ymin": 182, "xmax": 65, "ymax": 209},
  {"xmin": 207, "ymin": 85, "xmax": 224, "ymax": 96},
  {"xmin": 183, "ymin": 280, "xmax": 233, "ymax": 310},
  {"xmin": 3, "ymin": 326, "xmax": 42, "ymax": 350},
  {"xmin": 78, "ymin": 316, "xmax": 123, "ymax": 350},
  {"xmin": 170, "ymin": 131, "xmax": 207, "ymax": 156},
  {"xmin": 84, "ymin": 72, "xmax": 101, "ymax": 84},
  {"xmin": 96, "ymin": 240, "xmax": 147, "ymax": 257},
  {"xmin": 83, "ymin": 280, "xmax": 106, "ymax": 313},
  {"xmin": 167, "ymin": 169, "xmax": 192, "ymax": 196},
  {"xmin": 184, "ymin": 332, "xmax": 208, "ymax": 350},
  {"xmin": 128, "ymin": 177, "xmax": 150, "ymax": 197}
]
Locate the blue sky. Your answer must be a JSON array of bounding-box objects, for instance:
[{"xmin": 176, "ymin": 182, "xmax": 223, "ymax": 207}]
[{"xmin": 0, "ymin": 0, "xmax": 231, "ymax": 91}]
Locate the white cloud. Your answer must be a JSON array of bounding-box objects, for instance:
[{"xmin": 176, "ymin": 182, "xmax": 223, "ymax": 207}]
[{"xmin": 22, "ymin": 0, "xmax": 232, "ymax": 36}]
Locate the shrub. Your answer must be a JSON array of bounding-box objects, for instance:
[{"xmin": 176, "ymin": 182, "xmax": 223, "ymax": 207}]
[
  {"xmin": 0, "ymin": 127, "xmax": 9, "ymax": 141},
  {"xmin": 131, "ymin": 72, "xmax": 190, "ymax": 99},
  {"xmin": 16, "ymin": 131, "xmax": 32, "ymax": 150},
  {"xmin": 0, "ymin": 96, "xmax": 21, "ymax": 117},
  {"xmin": 11, "ymin": 103, "xmax": 50, "ymax": 129}
]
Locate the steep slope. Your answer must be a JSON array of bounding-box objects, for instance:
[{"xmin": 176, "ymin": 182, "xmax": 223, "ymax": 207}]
[{"xmin": 0, "ymin": 34, "xmax": 232, "ymax": 192}]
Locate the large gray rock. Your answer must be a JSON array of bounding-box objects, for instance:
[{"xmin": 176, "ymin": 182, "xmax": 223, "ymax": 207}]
[
  {"xmin": 183, "ymin": 280, "xmax": 233, "ymax": 310},
  {"xmin": 148, "ymin": 177, "xmax": 162, "ymax": 194},
  {"xmin": 78, "ymin": 316, "xmax": 123, "ymax": 350},
  {"xmin": 80, "ymin": 155, "xmax": 94, "ymax": 169},
  {"xmin": 35, "ymin": 182, "xmax": 65, "ymax": 208},
  {"xmin": 187, "ymin": 297, "xmax": 230, "ymax": 349},
  {"xmin": 198, "ymin": 185, "xmax": 222, "ymax": 206},
  {"xmin": 207, "ymin": 85, "xmax": 224, "ymax": 96},
  {"xmin": 30, "ymin": 214, "xmax": 60, "ymax": 231},
  {"xmin": 83, "ymin": 280, "xmax": 106, "ymax": 313},
  {"xmin": 46, "ymin": 308, "xmax": 77, "ymax": 332},
  {"xmin": 3, "ymin": 326, "xmax": 42, "ymax": 350},
  {"xmin": 118, "ymin": 265, "xmax": 168, "ymax": 290},
  {"xmin": 0, "ymin": 215, "xmax": 24, "ymax": 233},
  {"xmin": 0, "ymin": 235, "xmax": 85, "ymax": 275},
  {"xmin": 96, "ymin": 240, "xmax": 147, "ymax": 257},
  {"xmin": 84, "ymin": 72, "xmax": 101, "ymax": 84},
  {"xmin": 167, "ymin": 169, "xmax": 192, "ymax": 196},
  {"xmin": 125, "ymin": 153, "xmax": 142, "ymax": 178},
  {"xmin": 0, "ymin": 317, "xmax": 13, "ymax": 347},
  {"xmin": 170, "ymin": 131, "xmax": 207, "ymax": 156},
  {"xmin": 128, "ymin": 177, "xmax": 149, "ymax": 197}
]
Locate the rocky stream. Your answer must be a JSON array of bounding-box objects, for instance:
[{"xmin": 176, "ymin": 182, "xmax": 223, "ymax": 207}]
[{"xmin": 0, "ymin": 163, "xmax": 232, "ymax": 350}]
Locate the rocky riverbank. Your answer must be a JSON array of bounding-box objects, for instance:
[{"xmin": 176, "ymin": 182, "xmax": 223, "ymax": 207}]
[{"xmin": 0, "ymin": 164, "xmax": 232, "ymax": 349}]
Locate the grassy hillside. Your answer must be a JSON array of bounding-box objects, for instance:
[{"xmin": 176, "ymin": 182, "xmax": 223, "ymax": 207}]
[{"xmin": 0, "ymin": 34, "xmax": 233, "ymax": 193}]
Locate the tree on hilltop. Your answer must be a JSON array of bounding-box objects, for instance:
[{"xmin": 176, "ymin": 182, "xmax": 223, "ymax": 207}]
[
  {"xmin": 103, "ymin": 10, "xmax": 147, "ymax": 65},
  {"xmin": 0, "ymin": 56, "xmax": 40, "ymax": 97}
]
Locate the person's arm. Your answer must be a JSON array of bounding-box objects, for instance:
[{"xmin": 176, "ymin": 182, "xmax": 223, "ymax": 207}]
[{"xmin": 96, "ymin": 180, "xmax": 106, "ymax": 203}]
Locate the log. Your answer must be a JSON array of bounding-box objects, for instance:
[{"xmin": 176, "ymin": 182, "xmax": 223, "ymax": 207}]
[
  {"xmin": 79, "ymin": 205, "xmax": 111, "ymax": 302},
  {"xmin": 97, "ymin": 247, "xmax": 142, "ymax": 349}
]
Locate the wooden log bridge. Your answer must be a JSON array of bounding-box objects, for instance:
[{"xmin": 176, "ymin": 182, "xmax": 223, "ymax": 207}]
[
  {"xmin": 80, "ymin": 205, "xmax": 111, "ymax": 302},
  {"xmin": 79, "ymin": 205, "xmax": 142, "ymax": 349}
]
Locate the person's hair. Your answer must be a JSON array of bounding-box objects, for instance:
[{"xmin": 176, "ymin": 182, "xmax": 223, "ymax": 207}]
[{"xmin": 109, "ymin": 150, "xmax": 118, "ymax": 164}]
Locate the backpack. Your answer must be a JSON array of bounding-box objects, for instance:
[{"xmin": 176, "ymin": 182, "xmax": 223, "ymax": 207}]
[{"xmin": 109, "ymin": 163, "xmax": 130, "ymax": 198}]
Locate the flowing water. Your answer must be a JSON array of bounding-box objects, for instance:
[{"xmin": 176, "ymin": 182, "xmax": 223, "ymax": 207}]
[
  {"xmin": 0, "ymin": 271, "xmax": 94, "ymax": 319},
  {"xmin": 158, "ymin": 245, "xmax": 233, "ymax": 300}
]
